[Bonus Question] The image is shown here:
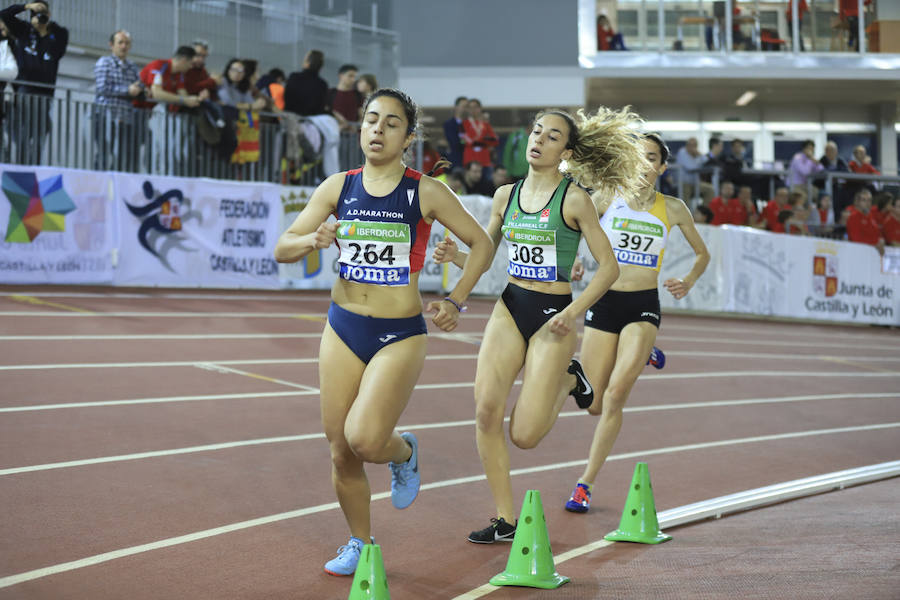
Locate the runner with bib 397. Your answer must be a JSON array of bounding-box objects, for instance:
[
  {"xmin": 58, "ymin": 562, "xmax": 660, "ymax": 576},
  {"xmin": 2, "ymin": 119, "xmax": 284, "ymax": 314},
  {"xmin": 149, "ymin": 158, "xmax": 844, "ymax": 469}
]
[
  {"xmin": 433, "ymin": 107, "xmax": 649, "ymax": 544},
  {"xmin": 563, "ymin": 134, "xmax": 710, "ymax": 514}
]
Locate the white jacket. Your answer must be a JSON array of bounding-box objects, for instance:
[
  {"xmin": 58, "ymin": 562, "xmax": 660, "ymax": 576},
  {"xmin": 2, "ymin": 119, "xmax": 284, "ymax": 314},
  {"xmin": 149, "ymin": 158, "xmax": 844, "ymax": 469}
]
[{"xmin": 0, "ymin": 39, "xmax": 18, "ymax": 82}]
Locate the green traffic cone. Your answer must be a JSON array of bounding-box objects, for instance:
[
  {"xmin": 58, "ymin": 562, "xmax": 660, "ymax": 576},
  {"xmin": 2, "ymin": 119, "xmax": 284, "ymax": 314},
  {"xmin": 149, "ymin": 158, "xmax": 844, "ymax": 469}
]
[
  {"xmin": 604, "ymin": 462, "xmax": 672, "ymax": 544},
  {"xmin": 348, "ymin": 541, "xmax": 390, "ymax": 600},
  {"xmin": 489, "ymin": 490, "xmax": 570, "ymax": 589}
]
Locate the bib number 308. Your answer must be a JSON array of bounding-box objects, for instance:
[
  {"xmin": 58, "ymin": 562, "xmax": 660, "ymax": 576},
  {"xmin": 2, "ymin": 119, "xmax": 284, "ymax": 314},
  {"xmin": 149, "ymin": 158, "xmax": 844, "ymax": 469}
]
[{"xmin": 510, "ymin": 243, "xmax": 544, "ymax": 264}]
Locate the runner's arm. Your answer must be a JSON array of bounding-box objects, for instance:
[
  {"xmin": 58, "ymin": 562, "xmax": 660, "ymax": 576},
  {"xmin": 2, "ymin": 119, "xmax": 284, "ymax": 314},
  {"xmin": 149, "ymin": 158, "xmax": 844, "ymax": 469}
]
[
  {"xmin": 664, "ymin": 196, "xmax": 710, "ymax": 299},
  {"xmin": 273, "ymin": 173, "xmax": 344, "ymax": 263}
]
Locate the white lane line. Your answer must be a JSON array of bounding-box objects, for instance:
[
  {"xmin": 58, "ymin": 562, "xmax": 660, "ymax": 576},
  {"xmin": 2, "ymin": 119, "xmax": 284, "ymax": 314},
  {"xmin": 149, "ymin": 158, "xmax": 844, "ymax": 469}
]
[
  {"xmin": 0, "ymin": 422, "xmax": 896, "ymax": 589},
  {"xmin": 0, "ymin": 333, "xmax": 327, "ymax": 341},
  {"xmin": 0, "ymin": 291, "xmax": 331, "ymax": 302},
  {"xmin": 657, "ymin": 335, "xmax": 900, "ymax": 351},
  {"xmin": 0, "ymin": 391, "xmax": 319, "ymax": 413},
  {"xmin": 3, "ymin": 394, "xmax": 897, "ymax": 474},
  {"xmin": 0, "ymin": 354, "xmax": 479, "ymax": 371},
  {"xmin": 0, "ymin": 311, "xmax": 329, "ymax": 318},
  {"xmin": 194, "ymin": 363, "xmax": 318, "ymax": 392}
]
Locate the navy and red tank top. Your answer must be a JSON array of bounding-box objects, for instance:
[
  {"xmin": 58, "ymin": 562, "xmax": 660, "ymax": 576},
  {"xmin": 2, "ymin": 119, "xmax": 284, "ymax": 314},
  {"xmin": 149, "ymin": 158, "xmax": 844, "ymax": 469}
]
[{"xmin": 334, "ymin": 167, "xmax": 432, "ymax": 286}]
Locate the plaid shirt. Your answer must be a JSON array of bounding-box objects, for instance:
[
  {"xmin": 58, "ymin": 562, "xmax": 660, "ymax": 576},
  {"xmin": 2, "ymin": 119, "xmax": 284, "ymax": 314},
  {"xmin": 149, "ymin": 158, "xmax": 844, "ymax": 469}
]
[{"xmin": 94, "ymin": 54, "xmax": 141, "ymax": 120}]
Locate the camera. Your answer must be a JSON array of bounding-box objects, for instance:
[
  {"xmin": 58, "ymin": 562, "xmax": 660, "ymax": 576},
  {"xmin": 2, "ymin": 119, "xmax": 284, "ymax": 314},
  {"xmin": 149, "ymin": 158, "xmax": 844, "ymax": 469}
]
[{"xmin": 31, "ymin": 11, "xmax": 49, "ymax": 24}]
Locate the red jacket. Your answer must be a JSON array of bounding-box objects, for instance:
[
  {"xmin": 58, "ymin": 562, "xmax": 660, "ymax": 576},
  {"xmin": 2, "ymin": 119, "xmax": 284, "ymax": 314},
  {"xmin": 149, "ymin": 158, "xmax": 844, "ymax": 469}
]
[
  {"xmin": 840, "ymin": 0, "xmax": 871, "ymax": 18},
  {"xmin": 135, "ymin": 59, "xmax": 185, "ymax": 110},
  {"xmin": 849, "ymin": 160, "xmax": 880, "ymax": 175},
  {"xmin": 462, "ymin": 118, "xmax": 498, "ymax": 167},
  {"xmin": 882, "ymin": 215, "xmax": 900, "ymax": 245},
  {"xmin": 846, "ymin": 210, "xmax": 882, "ymax": 246}
]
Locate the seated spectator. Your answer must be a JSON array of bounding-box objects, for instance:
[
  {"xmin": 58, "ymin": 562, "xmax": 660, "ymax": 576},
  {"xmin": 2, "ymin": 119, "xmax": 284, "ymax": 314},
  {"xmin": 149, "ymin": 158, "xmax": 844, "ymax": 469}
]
[
  {"xmin": 184, "ymin": 39, "xmax": 216, "ymax": 103},
  {"xmin": 808, "ymin": 193, "xmax": 836, "ymax": 236},
  {"xmin": 787, "ymin": 140, "xmax": 823, "ymax": 188},
  {"xmin": 693, "ymin": 204, "xmax": 714, "ymax": 224},
  {"xmin": 764, "ymin": 186, "xmax": 790, "ymax": 232},
  {"xmin": 776, "ymin": 209, "xmax": 792, "ymax": 234},
  {"xmin": 461, "ymin": 161, "xmax": 493, "ymax": 196},
  {"xmin": 708, "ymin": 181, "xmax": 735, "ymax": 225},
  {"xmin": 882, "ymin": 195, "xmax": 900, "ymax": 247},
  {"xmin": 785, "ymin": 190, "xmax": 810, "ymax": 235},
  {"xmin": 596, "ymin": 15, "xmax": 625, "ymax": 50},
  {"xmin": 871, "ymin": 191, "xmax": 893, "ymax": 227},
  {"xmin": 734, "ymin": 185, "xmax": 763, "ymax": 227},
  {"xmin": 328, "ymin": 63, "xmax": 362, "ymax": 132},
  {"xmin": 492, "ymin": 166, "xmax": 511, "ymax": 191},
  {"xmin": 699, "ymin": 137, "xmax": 725, "ymax": 204},
  {"xmin": 462, "ymin": 98, "xmax": 498, "ymax": 170},
  {"xmin": 356, "ymin": 73, "xmax": 378, "ymax": 100},
  {"xmin": 218, "ymin": 59, "xmax": 267, "ymax": 111},
  {"xmin": 848, "ymin": 144, "xmax": 880, "ymax": 175},
  {"xmin": 845, "ymin": 188, "xmax": 883, "ymax": 251}
]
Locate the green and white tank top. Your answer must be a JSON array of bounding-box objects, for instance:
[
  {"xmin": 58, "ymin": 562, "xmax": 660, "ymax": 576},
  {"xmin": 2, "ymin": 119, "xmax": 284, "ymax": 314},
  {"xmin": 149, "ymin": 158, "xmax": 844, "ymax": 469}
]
[{"xmin": 500, "ymin": 177, "xmax": 581, "ymax": 282}]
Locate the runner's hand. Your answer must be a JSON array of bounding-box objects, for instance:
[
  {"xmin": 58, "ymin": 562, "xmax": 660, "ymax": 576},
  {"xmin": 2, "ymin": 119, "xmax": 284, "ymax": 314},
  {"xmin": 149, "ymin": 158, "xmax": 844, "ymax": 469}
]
[
  {"xmin": 313, "ymin": 222, "xmax": 338, "ymax": 249},
  {"xmin": 432, "ymin": 238, "xmax": 458, "ymax": 264},
  {"xmin": 664, "ymin": 278, "xmax": 690, "ymax": 299},
  {"xmin": 548, "ymin": 309, "xmax": 575, "ymax": 336},
  {"xmin": 570, "ymin": 257, "xmax": 584, "ymax": 281},
  {"xmin": 426, "ymin": 299, "xmax": 459, "ymax": 332}
]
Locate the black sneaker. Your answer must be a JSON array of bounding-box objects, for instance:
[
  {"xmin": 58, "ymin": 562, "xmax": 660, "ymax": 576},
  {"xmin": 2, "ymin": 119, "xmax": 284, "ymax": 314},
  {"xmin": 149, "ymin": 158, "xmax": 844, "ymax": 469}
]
[
  {"xmin": 568, "ymin": 359, "xmax": 594, "ymax": 409},
  {"xmin": 467, "ymin": 517, "xmax": 516, "ymax": 544}
]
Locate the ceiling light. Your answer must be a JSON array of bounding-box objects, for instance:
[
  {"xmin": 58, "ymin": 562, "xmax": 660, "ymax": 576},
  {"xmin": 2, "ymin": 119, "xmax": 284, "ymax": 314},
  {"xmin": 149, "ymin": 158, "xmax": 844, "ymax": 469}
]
[{"xmin": 735, "ymin": 91, "xmax": 757, "ymax": 106}]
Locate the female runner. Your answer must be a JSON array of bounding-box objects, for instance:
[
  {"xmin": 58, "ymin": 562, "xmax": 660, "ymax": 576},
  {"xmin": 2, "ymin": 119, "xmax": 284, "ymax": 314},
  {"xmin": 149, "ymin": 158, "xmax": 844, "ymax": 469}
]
[
  {"xmin": 564, "ymin": 133, "xmax": 710, "ymax": 513},
  {"xmin": 433, "ymin": 107, "xmax": 648, "ymax": 542},
  {"xmin": 274, "ymin": 88, "xmax": 492, "ymax": 574}
]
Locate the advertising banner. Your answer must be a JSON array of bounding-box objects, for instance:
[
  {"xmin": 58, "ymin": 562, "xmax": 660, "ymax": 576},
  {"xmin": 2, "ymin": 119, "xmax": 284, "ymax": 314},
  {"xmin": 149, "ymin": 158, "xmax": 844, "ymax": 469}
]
[{"xmin": 0, "ymin": 164, "xmax": 116, "ymax": 284}]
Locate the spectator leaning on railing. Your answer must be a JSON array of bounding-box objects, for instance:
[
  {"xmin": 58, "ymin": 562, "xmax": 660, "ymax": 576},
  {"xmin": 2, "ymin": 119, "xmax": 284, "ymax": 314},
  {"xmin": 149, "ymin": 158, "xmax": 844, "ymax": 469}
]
[
  {"xmin": 184, "ymin": 39, "xmax": 216, "ymax": 103},
  {"xmin": 845, "ymin": 188, "xmax": 884, "ymax": 253},
  {"xmin": 787, "ymin": 140, "xmax": 823, "ymax": 189},
  {"xmin": 1, "ymin": 1, "xmax": 67, "ymax": 165},
  {"xmin": 92, "ymin": 30, "xmax": 142, "ymax": 171},
  {"xmin": 0, "ymin": 18, "xmax": 16, "ymax": 132},
  {"xmin": 327, "ymin": 63, "xmax": 362, "ymax": 133}
]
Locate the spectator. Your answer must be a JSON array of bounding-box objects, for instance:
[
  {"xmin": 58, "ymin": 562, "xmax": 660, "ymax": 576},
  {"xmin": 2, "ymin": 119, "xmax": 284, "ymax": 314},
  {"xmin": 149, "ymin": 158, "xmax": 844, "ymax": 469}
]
[
  {"xmin": 693, "ymin": 204, "xmax": 714, "ymax": 224},
  {"xmin": 284, "ymin": 50, "xmax": 339, "ymax": 177},
  {"xmin": 882, "ymin": 195, "xmax": 900, "ymax": 247},
  {"xmin": 462, "ymin": 98, "xmax": 497, "ymax": 170},
  {"xmin": 787, "ymin": 139, "xmax": 823, "ymax": 188},
  {"xmin": 445, "ymin": 168, "xmax": 465, "ymax": 195},
  {"xmin": 218, "ymin": 59, "xmax": 266, "ymax": 111},
  {"xmin": 442, "ymin": 96, "xmax": 467, "ymax": 169},
  {"xmin": 700, "ymin": 137, "xmax": 725, "ymax": 204},
  {"xmin": 596, "ymin": 14, "xmax": 625, "ymax": 50},
  {"xmin": 732, "ymin": 185, "xmax": 762, "ymax": 227},
  {"xmin": 461, "ymin": 161, "xmax": 493, "ymax": 196},
  {"xmin": 845, "ymin": 188, "xmax": 884, "ymax": 251},
  {"xmin": 284, "ymin": 49, "xmax": 328, "ymax": 117},
  {"xmin": 871, "ymin": 191, "xmax": 893, "ymax": 227},
  {"xmin": 356, "ymin": 73, "xmax": 377, "ymax": 100},
  {"xmin": 708, "ymin": 180, "xmax": 735, "ymax": 225},
  {"xmin": 92, "ymin": 30, "xmax": 143, "ymax": 171},
  {"xmin": 256, "ymin": 67, "xmax": 285, "ymax": 110},
  {"xmin": 327, "ymin": 63, "xmax": 361, "ymax": 132},
  {"xmin": 184, "ymin": 39, "xmax": 216, "ymax": 103},
  {"xmin": 501, "ymin": 117, "xmax": 529, "ymax": 181},
  {"xmin": 785, "ymin": 190, "xmax": 810, "ymax": 235},
  {"xmin": 820, "ymin": 141, "xmax": 848, "ymax": 172},
  {"xmin": 840, "ymin": 0, "xmax": 872, "ymax": 51},
  {"xmin": 0, "ymin": 18, "xmax": 18, "ymax": 135},
  {"xmin": 808, "ymin": 193, "xmax": 835, "ymax": 236},
  {"xmin": 137, "ymin": 46, "xmax": 200, "ymax": 174},
  {"xmin": 723, "ymin": 138, "xmax": 750, "ymax": 183},
  {"xmin": 764, "ymin": 186, "xmax": 791, "ymax": 232},
  {"xmin": 674, "ymin": 137, "xmax": 704, "ymax": 201},
  {"xmin": 420, "ymin": 140, "xmax": 441, "ymax": 176},
  {"xmin": 1, "ymin": 0, "xmax": 68, "ymax": 165},
  {"xmin": 848, "ymin": 144, "xmax": 880, "ymax": 175},
  {"xmin": 786, "ymin": 0, "xmax": 809, "ymax": 51},
  {"xmin": 491, "ymin": 165, "xmax": 511, "ymax": 191}
]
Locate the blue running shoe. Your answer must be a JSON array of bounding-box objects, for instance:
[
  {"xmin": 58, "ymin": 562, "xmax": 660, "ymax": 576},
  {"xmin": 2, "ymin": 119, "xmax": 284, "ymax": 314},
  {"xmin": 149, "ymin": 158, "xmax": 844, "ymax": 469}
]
[
  {"xmin": 646, "ymin": 346, "xmax": 666, "ymax": 370},
  {"xmin": 389, "ymin": 432, "xmax": 420, "ymax": 509},
  {"xmin": 564, "ymin": 482, "xmax": 591, "ymax": 513},
  {"xmin": 323, "ymin": 536, "xmax": 363, "ymax": 576}
]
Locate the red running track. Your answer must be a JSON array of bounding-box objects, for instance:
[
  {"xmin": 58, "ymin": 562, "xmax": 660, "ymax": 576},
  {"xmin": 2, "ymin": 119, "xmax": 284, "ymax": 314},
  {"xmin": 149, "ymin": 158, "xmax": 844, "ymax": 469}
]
[{"xmin": 0, "ymin": 286, "xmax": 898, "ymax": 599}]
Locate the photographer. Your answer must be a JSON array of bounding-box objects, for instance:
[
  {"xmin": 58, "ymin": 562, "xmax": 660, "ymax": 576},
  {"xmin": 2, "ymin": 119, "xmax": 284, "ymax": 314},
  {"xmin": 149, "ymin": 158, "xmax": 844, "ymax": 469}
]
[
  {"xmin": 0, "ymin": 1, "xmax": 68, "ymax": 164},
  {"xmin": 93, "ymin": 30, "xmax": 143, "ymax": 172}
]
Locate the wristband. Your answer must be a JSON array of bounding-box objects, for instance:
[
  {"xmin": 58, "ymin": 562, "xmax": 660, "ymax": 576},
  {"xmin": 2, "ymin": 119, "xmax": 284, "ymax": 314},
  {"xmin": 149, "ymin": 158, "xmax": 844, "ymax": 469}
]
[{"xmin": 443, "ymin": 296, "xmax": 467, "ymax": 313}]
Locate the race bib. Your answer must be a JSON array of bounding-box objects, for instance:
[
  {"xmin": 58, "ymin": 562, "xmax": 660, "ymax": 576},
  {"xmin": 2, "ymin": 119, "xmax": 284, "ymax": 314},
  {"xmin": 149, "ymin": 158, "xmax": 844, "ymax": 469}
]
[
  {"xmin": 502, "ymin": 225, "xmax": 557, "ymax": 282},
  {"xmin": 336, "ymin": 220, "xmax": 411, "ymax": 286},
  {"xmin": 609, "ymin": 217, "xmax": 664, "ymax": 270}
]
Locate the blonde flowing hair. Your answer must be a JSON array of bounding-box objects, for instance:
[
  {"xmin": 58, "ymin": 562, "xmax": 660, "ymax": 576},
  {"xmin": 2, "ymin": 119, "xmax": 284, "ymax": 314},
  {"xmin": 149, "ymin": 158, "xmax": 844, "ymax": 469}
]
[{"xmin": 541, "ymin": 106, "xmax": 650, "ymax": 203}]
